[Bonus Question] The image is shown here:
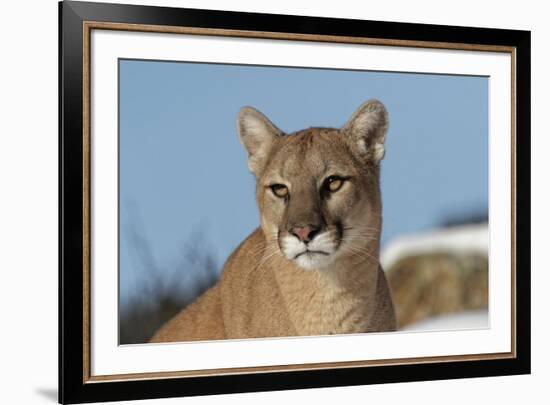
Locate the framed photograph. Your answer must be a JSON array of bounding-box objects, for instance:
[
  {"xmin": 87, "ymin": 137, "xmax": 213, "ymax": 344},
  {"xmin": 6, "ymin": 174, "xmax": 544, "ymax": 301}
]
[{"xmin": 59, "ymin": 0, "xmax": 531, "ymax": 403}]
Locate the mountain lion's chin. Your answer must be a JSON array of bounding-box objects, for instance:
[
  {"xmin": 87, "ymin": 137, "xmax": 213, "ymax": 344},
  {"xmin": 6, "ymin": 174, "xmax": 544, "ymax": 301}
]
[{"xmin": 293, "ymin": 251, "xmax": 332, "ymax": 270}]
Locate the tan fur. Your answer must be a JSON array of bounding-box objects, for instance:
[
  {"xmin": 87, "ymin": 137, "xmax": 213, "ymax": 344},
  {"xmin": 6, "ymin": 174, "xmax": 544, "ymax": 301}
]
[{"xmin": 150, "ymin": 100, "xmax": 396, "ymax": 343}]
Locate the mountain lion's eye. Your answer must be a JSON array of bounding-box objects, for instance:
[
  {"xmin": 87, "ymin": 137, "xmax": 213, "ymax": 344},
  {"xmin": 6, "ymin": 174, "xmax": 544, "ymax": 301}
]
[
  {"xmin": 270, "ymin": 184, "xmax": 289, "ymax": 198},
  {"xmin": 324, "ymin": 176, "xmax": 345, "ymax": 193}
]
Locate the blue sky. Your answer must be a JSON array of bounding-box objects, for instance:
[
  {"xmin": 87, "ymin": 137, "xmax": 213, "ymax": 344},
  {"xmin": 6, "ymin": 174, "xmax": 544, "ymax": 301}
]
[{"xmin": 119, "ymin": 59, "xmax": 488, "ymax": 305}]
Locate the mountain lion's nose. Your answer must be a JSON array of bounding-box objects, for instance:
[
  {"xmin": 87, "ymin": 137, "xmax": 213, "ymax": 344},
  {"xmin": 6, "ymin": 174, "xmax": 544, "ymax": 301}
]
[{"xmin": 291, "ymin": 226, "xmax": 321, "ymax": 243}]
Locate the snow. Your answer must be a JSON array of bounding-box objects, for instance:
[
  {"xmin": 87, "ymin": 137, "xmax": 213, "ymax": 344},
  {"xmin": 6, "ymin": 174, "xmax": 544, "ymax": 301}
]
[
  {"xmin": 381, "ymin": 223, "xmax": 488, "ymax": 270},
  {"xmin": 401, "ymin": 310, "xmax": 489, "ymax": 332}
]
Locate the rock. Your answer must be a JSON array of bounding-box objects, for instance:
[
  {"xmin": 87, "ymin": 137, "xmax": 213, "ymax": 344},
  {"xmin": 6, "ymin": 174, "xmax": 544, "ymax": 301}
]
[{"xmin": 385, "ymin": 252, "xmax": 488, "ymax": 329}]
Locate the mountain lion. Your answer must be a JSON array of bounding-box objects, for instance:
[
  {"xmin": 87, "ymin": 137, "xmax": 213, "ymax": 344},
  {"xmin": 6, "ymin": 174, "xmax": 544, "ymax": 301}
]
[{"xmin": 150, "ymin": 99, "xmax": 396, "ymax": 342}]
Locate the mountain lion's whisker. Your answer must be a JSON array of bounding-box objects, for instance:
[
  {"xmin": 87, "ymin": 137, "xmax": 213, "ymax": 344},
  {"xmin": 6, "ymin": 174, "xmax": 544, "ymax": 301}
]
[
  {"xmin": 343, "ymin": 245, "xmax": 379, "ymax": 264},
  {"xmin": 253, "ymin": 249, "xmax": 280, "ymax": 272}
]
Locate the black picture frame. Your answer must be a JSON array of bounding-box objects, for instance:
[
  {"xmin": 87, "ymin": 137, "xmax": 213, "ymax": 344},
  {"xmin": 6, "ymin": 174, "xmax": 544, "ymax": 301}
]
[{"xmin": 59, "ymin": 1, "xmax": 531, "ymax": 403}]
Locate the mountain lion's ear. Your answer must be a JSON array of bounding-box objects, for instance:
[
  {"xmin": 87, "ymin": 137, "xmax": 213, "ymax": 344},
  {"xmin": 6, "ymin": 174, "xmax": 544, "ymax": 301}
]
[
  {"xmin": 237, "ymin": 107, "xmax": 283, "ymax": 175},
  {"xmin": 341, "ymin": 99, "xmax": 389, "ymax": 163}
]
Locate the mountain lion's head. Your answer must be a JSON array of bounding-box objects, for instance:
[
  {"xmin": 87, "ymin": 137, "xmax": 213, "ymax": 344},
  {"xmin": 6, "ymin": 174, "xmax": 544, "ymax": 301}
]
[{"xmin": 237, "ymin": 100, "xmax": 389, "ymax": 271}]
